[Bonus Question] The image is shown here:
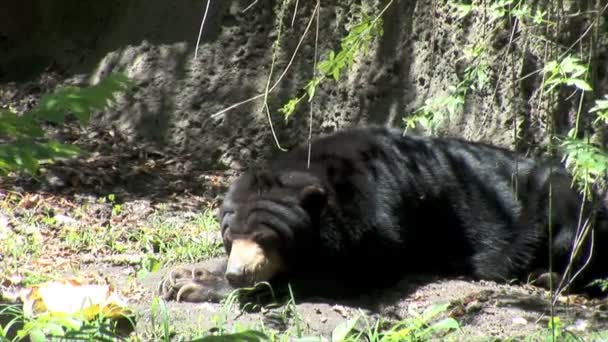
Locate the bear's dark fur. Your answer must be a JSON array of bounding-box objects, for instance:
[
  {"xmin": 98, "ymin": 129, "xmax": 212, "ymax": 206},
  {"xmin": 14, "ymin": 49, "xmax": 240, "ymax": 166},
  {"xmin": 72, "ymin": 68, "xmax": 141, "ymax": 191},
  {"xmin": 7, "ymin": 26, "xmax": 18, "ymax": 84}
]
[
  {"xmin": 219, "ymin": 126, "xmax": 607, "ymax": 291},
  {"xmin": 161, "ymin": 127, "xmax": 607, "ymax": 302}
]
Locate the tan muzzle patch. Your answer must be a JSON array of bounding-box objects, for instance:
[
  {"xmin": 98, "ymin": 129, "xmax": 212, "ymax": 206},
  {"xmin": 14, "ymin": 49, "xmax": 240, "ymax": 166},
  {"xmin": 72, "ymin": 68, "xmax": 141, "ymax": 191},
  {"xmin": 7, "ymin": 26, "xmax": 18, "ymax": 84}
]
[{"xmin": 225, "ymin": 239, "xmax": 284, "ymax": 286}]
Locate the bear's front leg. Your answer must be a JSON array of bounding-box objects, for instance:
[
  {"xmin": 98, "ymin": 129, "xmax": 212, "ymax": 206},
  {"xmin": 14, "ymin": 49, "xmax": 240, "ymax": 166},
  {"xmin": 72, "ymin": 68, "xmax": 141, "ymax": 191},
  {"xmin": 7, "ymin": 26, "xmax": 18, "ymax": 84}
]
[{"xmin": 158, "ymin": 258, "xmax": 233, "ymax": 303}]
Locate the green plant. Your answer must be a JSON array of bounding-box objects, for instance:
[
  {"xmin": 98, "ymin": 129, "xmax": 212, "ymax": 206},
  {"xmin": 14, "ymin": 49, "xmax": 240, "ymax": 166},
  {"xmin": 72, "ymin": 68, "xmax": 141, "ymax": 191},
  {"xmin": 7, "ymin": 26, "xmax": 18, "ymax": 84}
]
[
  {"xmin": 590, "ymin": 95, "xmax": 608, "ymax": 125},
  {"xmin": 0, "ymin": 304, "xmax": 23, "ymax": 341},
  {"xmin": 0, "ymin": 303, "xmax": 131, "ymax": 342},
  {"xmin": 210, "ymin": 289, "xmax": 242, "ymax": 336},
  {"xmin": 404, "ymin": 90, "xmax": 464, "ymax": 133},
  {"xmin": 148, "ymin": 297, "xmax": 173, "ymax": 342},
  {"xmin": 0, "ymin": 73, "xmax": 133, "ymax": 176},
  {"xmin": 523, "ymin": 316, "xmax": 584, "ymax": 342},
  {"xmin": 375, "ymin": 303, "xmax": 459, "ymax": 342},
  {"xmin": 561, "ymin": 136, "xmax": 608, "ymax": 197},
  {"xmin": 105, "ymin": 193, "xmax": 123, "ymax": 216},
  {"xmin": 279, "ymin": 2, "xmax": 391, "ymax": 120},
  {"xmin": 137, "ymin": 255, "xmax": 162, "ymax": 279},
  {"xmin": 543, "ymin": 57, "xmax": 592, "ymax": 93},
  {"xmin": 327, "ymin": 303, "xmax": 459, "ymax": 342},
  {"xmin": 589, "ymin": 278, "xmax": 608, "ymax": 293},
  {"xmin": 190, "ymin": 330, "xmax": 269, "ymax": 342},
  {"xmin": 403, "ymin": 40, "xmax": 492, "ymax": 132}
]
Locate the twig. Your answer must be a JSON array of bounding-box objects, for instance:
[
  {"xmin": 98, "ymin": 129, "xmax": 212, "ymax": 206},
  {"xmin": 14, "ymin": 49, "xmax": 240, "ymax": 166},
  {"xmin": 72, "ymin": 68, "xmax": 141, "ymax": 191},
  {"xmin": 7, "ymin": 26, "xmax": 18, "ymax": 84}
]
[
  {"xmin": 242, "ymin": 0, "xmax": 258, "ymax": 13},
  {"xmin": 194, "ymin": 0, "xmax": 211, "ymax": 60},
  {"xmin": 558, "ymin": 1, "xmax": 608, "ymax": 60},
  {"xmin": 308, "ymin": 0, "xmax": 320, "ymax": 169},
  {"xmin": 210, "ymin": 2, "xmax": 320, "ymax": 119},
  {"xmin": 291, "ymin": 0, "xmax": 299, "ymax": 26},
  {"xmin": 259, "ymin": 0, "xmax": 294, "ymax": 151}
]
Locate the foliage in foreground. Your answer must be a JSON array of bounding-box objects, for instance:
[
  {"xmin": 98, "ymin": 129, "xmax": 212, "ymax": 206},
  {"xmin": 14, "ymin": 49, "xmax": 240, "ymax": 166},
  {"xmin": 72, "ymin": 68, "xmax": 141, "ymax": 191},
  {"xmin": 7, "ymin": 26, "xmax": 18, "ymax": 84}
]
[
  {"xmin": 0, "ymin": 299, "xmax": 459, "ymax": 342},
  {"xmin": 5, "ymin": 294, "xmax": 608, "ymax": 342},
  {"xmin": 0, "ymin": 73, "xmax": 132, "ymax": 176}
]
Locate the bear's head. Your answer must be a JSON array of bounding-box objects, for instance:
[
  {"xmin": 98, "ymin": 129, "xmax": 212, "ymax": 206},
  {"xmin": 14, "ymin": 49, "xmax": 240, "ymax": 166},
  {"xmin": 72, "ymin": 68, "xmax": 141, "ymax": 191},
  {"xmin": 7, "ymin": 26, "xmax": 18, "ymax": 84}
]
[{"xmin": 218, "ymin": 170, "xmax": 327, "ymax": 287}]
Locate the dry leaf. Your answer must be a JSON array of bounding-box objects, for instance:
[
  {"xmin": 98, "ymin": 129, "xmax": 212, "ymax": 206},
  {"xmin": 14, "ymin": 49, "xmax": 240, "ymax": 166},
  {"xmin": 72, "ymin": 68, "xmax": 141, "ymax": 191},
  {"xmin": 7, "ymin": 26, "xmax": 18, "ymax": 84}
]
[{"xmin": 20, "ymin": 279, "xmax": 130, "ymax": 320}]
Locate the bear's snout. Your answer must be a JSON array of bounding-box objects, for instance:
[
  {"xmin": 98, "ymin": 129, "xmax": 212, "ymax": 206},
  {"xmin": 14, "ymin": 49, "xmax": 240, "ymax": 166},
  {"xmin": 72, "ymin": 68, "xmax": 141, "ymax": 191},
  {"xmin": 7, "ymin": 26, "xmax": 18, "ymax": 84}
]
[
  {"xmin": 225, "ymin": 239, "xmax": 285, "ymax": 288},
  {"xmin": 225, "ymin": 263, "xmax": 251, "ymax": 287}
]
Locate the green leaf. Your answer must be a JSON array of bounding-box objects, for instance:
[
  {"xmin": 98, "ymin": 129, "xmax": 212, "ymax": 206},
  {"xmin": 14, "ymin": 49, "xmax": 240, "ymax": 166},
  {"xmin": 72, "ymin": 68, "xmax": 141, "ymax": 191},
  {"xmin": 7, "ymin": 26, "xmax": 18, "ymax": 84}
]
[
  {"xmin": 292, "ymin": 338, "xmax": 326, "ymax": 342},
  {"xmin": 0, "ymin": 74, "xmax": 129, "ymax": 175},
  {"xmin": 0, "ymin": 110, "xmax": 44, "ymax": 138},
  {"xmin": 279, "ymin": 97, "xmax": 303, "ymax": 121},
  {"xmin": 54, "ymin": 316, "xmax": 83, "ymax": 331},
  {"xmin": 190, "ymin": 330, "xmax": 268, "ymax": 341},
  {"xmin": 45, "ymin": 321, "xmax": 68, "ymax": 336},
  {"xmin": 590, "ymin": 96, "xmax": 608, "ymax": 113},
  {"xmin": 590, "ymin": 96, "xmax": 608, "ymax": 124},
  {"xmin": 569, "ymin": 79, "xmax": 592, "ymax": 91},
  {"xmin": 28, "ymin": 73, "xmax": 133, "ymax": 126},
  {"xmin": 332, "ymin": 316, "xmax": 359, "ymax": 342},
  {"xmin": 421, "ymin": 303, "xmax": 450, "ymax": 322},
  {"xmin": 431, "ymin": 318, "xmax": 460, "ymax": 331},
  {"xmin": 279, "ymin": 6, "xmax": 385, "ymax": 121},
  {"xmin": 0, "ymin": 139, "xmax": 80, "ymax": 175},
  {"xmin": 561, "ymin": 137, "xmax": 608, "ymax": 195},
  {"xmin": 27, "ymin": 328, "xmax": 47, "ymax": 342}
]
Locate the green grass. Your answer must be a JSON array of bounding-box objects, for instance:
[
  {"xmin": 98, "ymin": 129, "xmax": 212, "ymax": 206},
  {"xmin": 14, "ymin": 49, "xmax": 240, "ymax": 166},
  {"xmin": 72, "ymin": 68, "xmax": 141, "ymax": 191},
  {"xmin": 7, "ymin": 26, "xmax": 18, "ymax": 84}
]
[
  {"xmin": 137, "ymin": 208, "xmax": 223, "ymax": 265},
  {"xmin": 3, "ymin": 191, "xmax": 607, "ymax": 342},
  {"xmin": 4, "ymin": 295, "xmax": 608, "ymax": 342}
]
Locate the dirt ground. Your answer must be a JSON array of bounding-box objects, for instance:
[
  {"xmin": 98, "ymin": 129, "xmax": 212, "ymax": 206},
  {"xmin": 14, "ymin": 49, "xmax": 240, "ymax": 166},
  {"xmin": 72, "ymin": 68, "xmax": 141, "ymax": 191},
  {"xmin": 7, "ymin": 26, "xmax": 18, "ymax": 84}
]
[
  {"xmin": 0, "ymin": 88, "xmax": 607, "ymax": 339},
  {"xmin": 2, "ymin": 0, "xmax": 608, "ymax": 339},
  {"xmin": 136, "ymin": 259, "xmax": 608, "ymax": 340},
  {"xmin": 2, "ymin": 163, "xmax": 608, "ymax": 340}
]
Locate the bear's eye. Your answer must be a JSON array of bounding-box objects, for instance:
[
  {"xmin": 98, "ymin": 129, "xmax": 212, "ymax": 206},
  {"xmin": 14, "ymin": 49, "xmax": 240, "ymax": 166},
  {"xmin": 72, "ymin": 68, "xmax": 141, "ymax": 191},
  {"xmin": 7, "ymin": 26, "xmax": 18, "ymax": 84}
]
[
  {"xmin": 221, "ymin": 211, "xmax": 234, "ymax": 234},
  {"xmin": 223, "ymin": 228, "xmax": 233, "ymax": 243},
  {"xmin": 221, "ymin": 209, "xmax": 234, "ymax": 223}
]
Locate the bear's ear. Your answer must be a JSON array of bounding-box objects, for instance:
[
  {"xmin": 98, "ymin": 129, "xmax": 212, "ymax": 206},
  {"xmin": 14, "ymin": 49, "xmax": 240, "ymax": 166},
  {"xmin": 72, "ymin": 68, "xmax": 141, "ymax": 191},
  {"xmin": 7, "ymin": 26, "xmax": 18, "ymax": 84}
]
[{"xmin": 299, "ymin": 184, "xmax": 327, "ymax": 216}]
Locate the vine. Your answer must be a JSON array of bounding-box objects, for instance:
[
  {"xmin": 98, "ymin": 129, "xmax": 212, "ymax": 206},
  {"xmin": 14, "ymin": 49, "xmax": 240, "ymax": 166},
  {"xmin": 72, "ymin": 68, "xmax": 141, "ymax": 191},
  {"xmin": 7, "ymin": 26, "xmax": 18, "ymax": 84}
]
[{"xmin": 279, "ymin": 1, "xmax": 392, "ymax": 121}]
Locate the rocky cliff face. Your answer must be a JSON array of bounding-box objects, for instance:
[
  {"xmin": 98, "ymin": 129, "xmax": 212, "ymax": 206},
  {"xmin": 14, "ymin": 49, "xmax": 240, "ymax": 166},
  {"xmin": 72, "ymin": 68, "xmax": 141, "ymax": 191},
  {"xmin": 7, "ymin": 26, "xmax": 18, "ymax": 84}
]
[{"xmin": 2, "ymin": 0, "xmax": 606, "ymax": 170}]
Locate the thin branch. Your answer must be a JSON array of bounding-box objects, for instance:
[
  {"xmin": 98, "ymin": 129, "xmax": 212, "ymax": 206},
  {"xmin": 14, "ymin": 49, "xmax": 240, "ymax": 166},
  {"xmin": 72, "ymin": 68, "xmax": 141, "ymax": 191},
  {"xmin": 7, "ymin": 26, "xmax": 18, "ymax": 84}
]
[
  {"xmin": 474, "ymin": 16, "xmax": 521, "ymax": 138},
  {"xmin": 268, "ymin": 1, "xmax": 320, "ymax": 94},
  {"xmin": 308, "ymin": 0, "xmax": 320, "ymax": 169},
  {"xmin": 558, "ymin": 1, "xmax": 608, "ymax": 60},
  {"xmin": 194, "ymin": 0, "xmax": 211, "ymax": 60},
  {"xmin": 291, "ymin": 0, "xmax": 299, "ymax": 26},
  {"xmin": 259, "ymin": 0, "xmax": 293, "ymax": 151},
  {"xmin": 242, "ymin": 0, "xmax": 258, "ymax": 13},
  {"xmin": 210, "ymin": 2, "xmax": 320, "ymax": 119}
]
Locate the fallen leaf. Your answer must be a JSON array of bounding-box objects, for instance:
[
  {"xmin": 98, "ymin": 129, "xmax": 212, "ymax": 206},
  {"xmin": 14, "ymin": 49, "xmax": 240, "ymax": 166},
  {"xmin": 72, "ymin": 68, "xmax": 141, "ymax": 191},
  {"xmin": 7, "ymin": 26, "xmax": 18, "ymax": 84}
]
[{"xmin": 20, "ymin": 278, "xmax": 130, "ymax": 320}]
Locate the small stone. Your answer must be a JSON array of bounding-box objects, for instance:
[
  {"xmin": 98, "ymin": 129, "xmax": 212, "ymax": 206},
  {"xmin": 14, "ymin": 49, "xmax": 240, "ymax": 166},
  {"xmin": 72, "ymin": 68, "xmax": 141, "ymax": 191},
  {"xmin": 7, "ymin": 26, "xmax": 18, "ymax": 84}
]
[
  {"xmin": 54, "ymin": 214, "xmax": 77, "ymax": 226},
  {"xmin": 512, "ymin": 317, "xmax": 527, "ymax": 325},
  {"xmin": 466, "ymin": 300, "xmax": 483, "ymax": 313},
  {"xmin": 567, "ymin": 319, "xmax": 589, "ymax": 332},
  {"xmin": 332, "ymin": 305, "xmax": 349, "ymax": 318}
]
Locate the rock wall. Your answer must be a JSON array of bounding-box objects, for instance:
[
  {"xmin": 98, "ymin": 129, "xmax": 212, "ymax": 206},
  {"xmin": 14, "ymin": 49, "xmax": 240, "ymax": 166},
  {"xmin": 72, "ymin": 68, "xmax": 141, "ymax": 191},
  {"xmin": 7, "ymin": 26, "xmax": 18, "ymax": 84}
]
[{"xmin": 1, "ymin": 0, "xmax": 606, "ymax": 170}]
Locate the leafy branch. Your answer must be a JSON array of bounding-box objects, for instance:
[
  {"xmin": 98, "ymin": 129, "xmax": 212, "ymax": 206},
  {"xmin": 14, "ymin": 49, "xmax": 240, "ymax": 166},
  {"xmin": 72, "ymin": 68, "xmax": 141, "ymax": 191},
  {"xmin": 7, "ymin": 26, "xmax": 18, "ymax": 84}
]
[
  {"xmin": 0, "ymin": 73, "xmax": 133, "ymax": 175},
  {"xmin": 403, "ymin": 90, "xmax": 465, "ymax": 133},
  {"xmin": 279, "ymin": 1, "xmax": 391, "ymax": 121},
  {"xmin": 590, "ymin": 95, "xmax": 608, "ymax": 125},
  {"xmin": 561, "ymin": 136, "xmax": 608, "ymax": 197},
  {"xmin": 561, "ymin": 97, "xmax": 608, "ymax": 197},
  {"xmin": 543, "ymin": 56, "xmax": 592, "ymax": 93},
  {"xmin": 403, "ymin": 42, "xmax": 489, "ymax": 133}
]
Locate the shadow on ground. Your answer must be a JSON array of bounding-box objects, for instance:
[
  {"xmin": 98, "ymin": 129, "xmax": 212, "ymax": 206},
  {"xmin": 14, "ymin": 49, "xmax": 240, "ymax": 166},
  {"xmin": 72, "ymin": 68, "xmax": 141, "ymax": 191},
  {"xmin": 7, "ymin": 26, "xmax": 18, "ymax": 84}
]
[{"xmin": 133, "ymin": 258, "xmax": 608, "ymax": 340}]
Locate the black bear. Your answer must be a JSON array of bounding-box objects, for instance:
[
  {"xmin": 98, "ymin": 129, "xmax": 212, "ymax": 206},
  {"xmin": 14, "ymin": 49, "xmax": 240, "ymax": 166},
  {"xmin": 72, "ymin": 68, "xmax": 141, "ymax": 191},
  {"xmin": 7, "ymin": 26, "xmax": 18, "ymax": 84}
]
[{"xmin": 160, "ymin": 126, "xmax": 607, "ymax": 302}]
